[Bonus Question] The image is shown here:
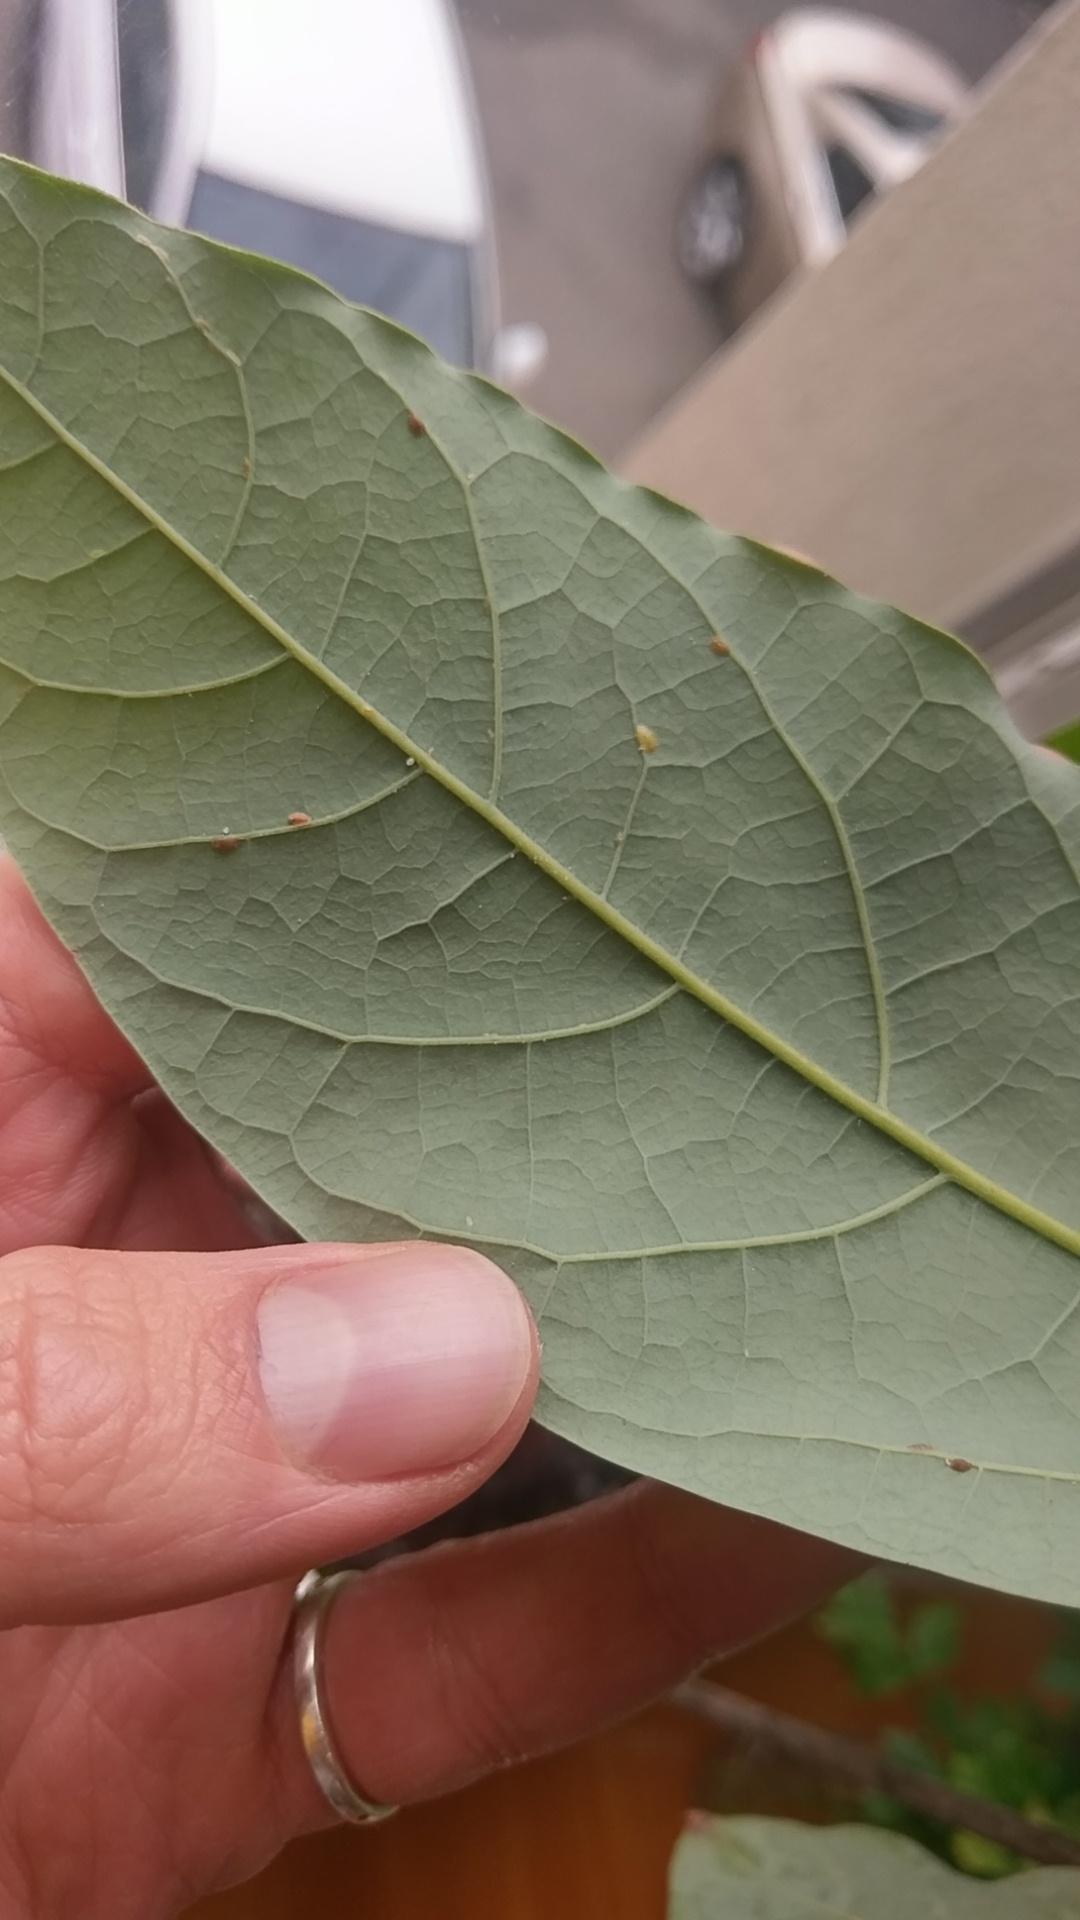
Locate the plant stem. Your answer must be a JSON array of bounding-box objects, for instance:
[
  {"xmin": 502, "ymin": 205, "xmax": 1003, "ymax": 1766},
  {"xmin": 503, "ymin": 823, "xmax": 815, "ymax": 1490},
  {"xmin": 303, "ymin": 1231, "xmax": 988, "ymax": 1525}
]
[{"xmin": 675, "ymin": 1679, "xmax": 1080, "ymax": 1870}]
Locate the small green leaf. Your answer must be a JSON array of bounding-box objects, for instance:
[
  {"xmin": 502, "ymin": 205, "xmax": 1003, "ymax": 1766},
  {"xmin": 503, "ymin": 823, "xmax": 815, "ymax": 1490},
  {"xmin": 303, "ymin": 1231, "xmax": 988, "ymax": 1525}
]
[
  {"xmin": 0, "ymin": 158, "xmax": 1079, "ymax": 1600},
  {"xmin": 907, "ymin": 1602, "xmax": 962, "ymax": 1681},
  {"xmin": 1049, "ymin": 723, "xmax": 1080, "ymax": 765},
  {"xmin": 818, "ymin": 1575, "xmax": 911, "ymax": 1697},
  {"xmin": 949, "ymin": 1831, "xmax": 1020, "ymax": 1880},
  {"xmin": 818, "ymin": 1575, "xmax": 960, "ymax": 1695},
  {"xmin": 668, "ymin": 1817, "xmax": 1080, "ymax": 1916}
]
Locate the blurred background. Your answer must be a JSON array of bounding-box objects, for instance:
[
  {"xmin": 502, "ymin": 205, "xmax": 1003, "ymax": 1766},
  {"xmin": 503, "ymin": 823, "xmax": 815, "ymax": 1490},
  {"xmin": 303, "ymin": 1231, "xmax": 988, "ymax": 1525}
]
[
  {"xmin": 453, "ymin": 0, "xmax": 1043, "ymax": 453},
  {"xmin": 2, "ymin": 0, "xmax": 1076, "ymax": 740}
]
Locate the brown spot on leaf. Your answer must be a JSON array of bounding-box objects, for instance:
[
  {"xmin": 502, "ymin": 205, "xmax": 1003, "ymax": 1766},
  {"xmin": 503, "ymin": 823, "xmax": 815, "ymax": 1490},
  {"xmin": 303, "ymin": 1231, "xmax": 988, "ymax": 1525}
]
[
  {"xmin": 211, "ymin": 835, "xmax": 241, "ymax": 854},
  {"xmin": 635, "ymin": 723, "xmax": 659, "ymax": 754},
  {"xmin": 407, "ymin": 413, "xmax": 426, "ymax": 437},
  {"xmin": 709, "ymin": 636, "xmax": 730, "ymax": 656},
  {"xmin": 287, "ymin": 811, "xmax": 312, "ymax": 827},
  {"xmin": 945, "ymin": 1456, "xmax": 975, "ymax": 1473},
  {"xmin": 907, "ymin": 1442, "xmax": 935, "ymax": 1453},
  {"xmin": 242, "ymin": 455, "xmax": 252, "ymax": 479}
]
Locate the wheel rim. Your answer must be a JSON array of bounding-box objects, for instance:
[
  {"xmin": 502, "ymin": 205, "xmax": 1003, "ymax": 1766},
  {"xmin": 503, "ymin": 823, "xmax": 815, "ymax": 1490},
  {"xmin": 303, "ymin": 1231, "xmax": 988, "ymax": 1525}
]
[{"xmin": 680, "ymin": 169, "xmax": 743, "ymax": 278}]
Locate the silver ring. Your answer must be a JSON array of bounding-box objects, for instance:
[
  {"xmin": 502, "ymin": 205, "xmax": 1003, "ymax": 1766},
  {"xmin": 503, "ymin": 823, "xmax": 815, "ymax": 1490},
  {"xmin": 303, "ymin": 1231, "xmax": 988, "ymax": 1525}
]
[{"xmin": 293, "ymin": 1569, "xmax": 398, "ymax": 1826}]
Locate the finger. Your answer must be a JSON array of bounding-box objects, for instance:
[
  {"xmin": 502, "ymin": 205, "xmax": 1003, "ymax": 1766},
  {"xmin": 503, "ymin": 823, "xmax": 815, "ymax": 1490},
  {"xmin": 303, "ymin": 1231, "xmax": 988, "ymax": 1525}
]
[
  {"xmin": 279, "ymin": 1478, "xmax": 856, "ymax": 1818},
  {"xmin": 0, "ymin": 1239, "xmax": 537, "ymax": 1625},
  {"xmin": 0, "ymin": 855, "xmax": 148, "ymax": 1098},
  {"xmin": 0, "ymin": 857, "xmax": 201, "ymax": 1259},
  {"xmin": 0, "ymin": 859, "xmax": 259, "ymax": 1254},
  {"xmin": 87, "ymin": 1090, "xmax": 266, "ymax": 1255}
]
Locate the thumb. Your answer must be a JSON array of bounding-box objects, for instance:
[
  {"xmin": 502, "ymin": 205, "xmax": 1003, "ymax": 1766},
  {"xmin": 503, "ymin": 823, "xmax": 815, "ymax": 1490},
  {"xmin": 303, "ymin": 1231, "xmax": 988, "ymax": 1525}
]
[{"xmin": 0, "ymin": 1240, "xmax": 537, "ymax": 1627}]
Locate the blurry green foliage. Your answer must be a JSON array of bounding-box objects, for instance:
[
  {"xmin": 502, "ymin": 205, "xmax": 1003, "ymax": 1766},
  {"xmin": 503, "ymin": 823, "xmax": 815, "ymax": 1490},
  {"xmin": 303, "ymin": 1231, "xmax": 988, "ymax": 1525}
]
[
  {"xmin": 818, "ymin": 1572, "xmax": 959, "ymax": 1696},
  {"xmin": 816, "ymin": 1576, "xmax": 1080, "ymax": 1879},
  {"xmin": 1048, "ymin": 722, "xmax": 1080, "ymax": 763}
]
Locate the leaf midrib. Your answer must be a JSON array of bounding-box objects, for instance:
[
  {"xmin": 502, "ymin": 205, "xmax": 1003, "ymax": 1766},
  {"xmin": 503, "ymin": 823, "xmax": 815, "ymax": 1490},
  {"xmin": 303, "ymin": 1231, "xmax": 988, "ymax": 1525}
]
[{"xmin": 5, "ymin": 362, "xmax": 1078, "ymax": 1260}]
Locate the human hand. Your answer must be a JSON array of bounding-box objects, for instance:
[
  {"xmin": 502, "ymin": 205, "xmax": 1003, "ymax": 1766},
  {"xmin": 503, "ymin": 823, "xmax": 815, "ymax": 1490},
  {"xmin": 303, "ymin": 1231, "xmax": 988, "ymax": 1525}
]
[{"xmin": 0, "ymin": 855, "xmax": 851, "ymax": 1918}]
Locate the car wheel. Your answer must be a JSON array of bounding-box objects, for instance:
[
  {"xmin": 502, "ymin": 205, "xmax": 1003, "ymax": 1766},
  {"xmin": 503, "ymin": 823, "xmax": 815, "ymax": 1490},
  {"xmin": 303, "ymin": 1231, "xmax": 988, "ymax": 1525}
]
[{"xmin": 677, "ymin": 157, "xmax": 747, "ymax": 285}]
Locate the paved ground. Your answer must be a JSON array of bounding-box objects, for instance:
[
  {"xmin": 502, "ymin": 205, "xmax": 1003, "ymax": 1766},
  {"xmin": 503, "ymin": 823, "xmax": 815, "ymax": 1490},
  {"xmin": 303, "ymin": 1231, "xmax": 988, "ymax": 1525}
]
[{"xmin": 455, "ymin": 0, "xmax": 1043, "ymax": 455}]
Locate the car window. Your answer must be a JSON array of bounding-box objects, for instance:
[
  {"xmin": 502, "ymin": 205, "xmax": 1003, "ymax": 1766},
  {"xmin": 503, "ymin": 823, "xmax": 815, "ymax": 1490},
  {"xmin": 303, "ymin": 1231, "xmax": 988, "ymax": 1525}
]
[
  {"xmin": 838, "ymin": 87, "xmax": 946, "ymax": 137},
  {"xmin": 116, "ymin": 0, "xmax": 173, "ymax": 211},
  {"xmin": 824, "ymin": 145, "xmax": 875, "ymax": 227},
  {"xmin": 187, "ymin": 171, "xmax": 476, "ymax": 367}
]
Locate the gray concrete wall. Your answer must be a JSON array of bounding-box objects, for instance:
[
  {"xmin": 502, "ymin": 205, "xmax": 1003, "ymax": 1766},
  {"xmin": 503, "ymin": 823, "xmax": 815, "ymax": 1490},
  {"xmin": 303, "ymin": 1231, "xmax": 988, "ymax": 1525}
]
[{"xmin": 622, "ymin": 1, "xmax": 1080, "ymax": 645}]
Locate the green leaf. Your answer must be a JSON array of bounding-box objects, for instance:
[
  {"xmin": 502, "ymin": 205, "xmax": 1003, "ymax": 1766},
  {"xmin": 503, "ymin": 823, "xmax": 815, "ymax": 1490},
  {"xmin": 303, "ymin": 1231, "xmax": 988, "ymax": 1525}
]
[
  {"xmin": 817, "ymin": 1575, "xmax": 960, "ymax": 1695},
  {"xmin": 1049, "ymin": 724, "xmax": 1080, "ymax": 766},
  {"xmin": 668, "ymin": 1817, "xmax": 1080, "ymax": 1916},
  {"xmin": 817, "ymin": 1576, "xmax": 912, "ymax": 1697},
  {"xmin": 0, "ymin": 158, "xmax": 1079, "ymax": 1598},
  {"xmin": 949, "ymin": 1831, "xmax": 1019, "ymax": 1880},
  {"xmin": 907, "ymin": 1601, "xmax": 961, "ymax": 1682}
]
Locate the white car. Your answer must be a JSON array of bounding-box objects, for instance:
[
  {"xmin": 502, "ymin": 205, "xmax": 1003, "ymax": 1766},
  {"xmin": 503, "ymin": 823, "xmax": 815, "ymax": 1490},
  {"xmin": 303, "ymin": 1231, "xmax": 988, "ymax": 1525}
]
[
  {"xmin": 678, "ymin": 9, "xmax": 967, "ymax": 330},
  {"xmin": 22, "ymin": 0, "xmax": 544, "ymax": 379}
]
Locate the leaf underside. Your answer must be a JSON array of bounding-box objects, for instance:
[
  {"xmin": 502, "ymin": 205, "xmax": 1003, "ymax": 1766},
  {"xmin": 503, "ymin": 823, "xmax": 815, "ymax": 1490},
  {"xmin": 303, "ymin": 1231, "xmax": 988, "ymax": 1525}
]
[
  {"xmin": 668, "ymin": 1819, "xmax": 1080, "ymax": 1917},
  {"xmin": 0, "ymin": 159, "xmax": 1078, "ymax": 1600}
]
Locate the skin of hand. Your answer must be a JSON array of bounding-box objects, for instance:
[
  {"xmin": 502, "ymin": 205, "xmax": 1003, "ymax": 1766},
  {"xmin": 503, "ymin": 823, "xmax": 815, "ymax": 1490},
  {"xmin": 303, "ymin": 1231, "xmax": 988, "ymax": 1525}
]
[{"xmin": 0, "ymin": 855, "xmax": 853, "ymax": 1919}]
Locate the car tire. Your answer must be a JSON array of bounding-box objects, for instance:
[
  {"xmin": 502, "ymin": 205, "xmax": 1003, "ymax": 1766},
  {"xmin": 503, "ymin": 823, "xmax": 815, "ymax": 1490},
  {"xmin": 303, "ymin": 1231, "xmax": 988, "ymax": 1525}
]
[{"xmin": 677, "ymin": 157, "xmax": 747, "ymax": 285}]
